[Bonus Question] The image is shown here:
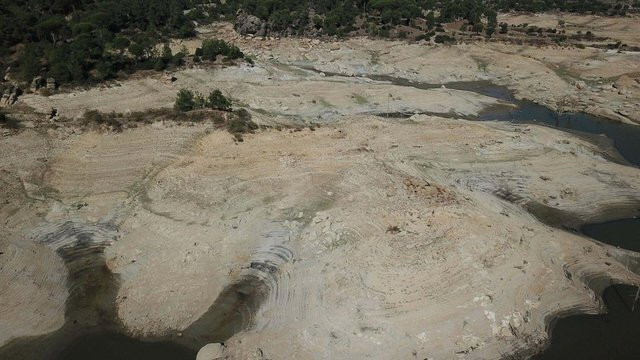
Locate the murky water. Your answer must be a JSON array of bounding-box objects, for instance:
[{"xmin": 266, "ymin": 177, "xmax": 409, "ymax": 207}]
[
  {"xmin": 53, "ymin": 332, "xmax": 195, "ymax": 360},
  {"xmin": 528, "ymin": 213, "xmax": 640, "ymax": 359},
  {"xmin": 581, "ymin": 218, "xmax": 640, "ymax": 252},
  {"xmin": 531, "ymin": 284, "xmax": 640, "ymax": 360}
]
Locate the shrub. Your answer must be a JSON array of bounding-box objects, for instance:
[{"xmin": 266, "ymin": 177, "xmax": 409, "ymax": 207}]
[
  {"xmin": 83, "ymin": 109, "xmax": 104, "ymax": 123},
  {"xmin": 434, "ymin": 34, "xmax": 455, "ymax": 44},
  {"xmin": 208, "ymin": 90, "xmax": 231, "ymax": 111},
  {"xmin": 227, "ymin": 108, "xmax": 258, "ymax": 141},
  {"xmin": 174, "ymin": 89, "xmax": 196, "ymax": 112},
  {"xmin": 199, "ymin": 39, "xmax": 244, "ymax": 61},
  {"xmin": 82, "ymin": 110, "xmax": 122, "ymax": 131}
]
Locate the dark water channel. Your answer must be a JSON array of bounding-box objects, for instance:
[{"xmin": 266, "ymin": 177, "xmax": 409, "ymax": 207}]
[
  {"xmin": 297, "ymin": 64, "xmax": 640, "ymax": 166},
  {"xmin": 372, "ymin": 74, "xmax": 640, "ymax": 167}
]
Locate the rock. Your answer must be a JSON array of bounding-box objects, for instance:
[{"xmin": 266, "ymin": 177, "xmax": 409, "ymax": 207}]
[
  {"xmin": 0, "ymin": 90, "xmax": 10, "ymax": 106},
  {"xmin": 196, "ymin": 343, "xmax": 225, "ymax": 360},
  {"xmin": 3, "ymin": 66, "xmax": 12, "ymax": 81},
  {"xmin": 163, "ymin": 73, "xmax": 177, "ymax": 84},
  {"xmin": 235, "ymin": 10, "xmax": 265, "ymax": 36},
  {"xmin": 614, "ymin": 75, "xmax": 636, "ymax": 89},
  {"xmin": 257, "ymin": 22, "xmax": 267, "ymax": 37},
  {"xmin": 1, "ymin": 86, "xmax": 21, "ymax": 106},
  {"xmin": 30, "ymin": 76, "xmax": 44, "ymax": 92},
  {"xmin": 46, "ymin": 78, "xmax": 57, "ymax": 91}
]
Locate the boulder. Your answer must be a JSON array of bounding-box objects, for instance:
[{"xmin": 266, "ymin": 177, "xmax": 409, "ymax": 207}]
[
  {"xmin": 1, "ymin": 86, "xmax": 21, "ymax": 106},
  {"xmin": 235, "ymin": 11, "xmax": 265, "ymax": 36},
  {"xmin": 196, "ymin": 343, "xmax": 225, "ymax": 360},
  {"xmin": 0, "ymin": 89, "xmax": 9, "ymax": 106},
  {"xmin": 46, "ymin": 77, "xmax": 57, "ymax": 90},
  {"xmin": 257, "ymin": 22, "xmax": 267, "ymax": 37},
  {"xmin": 3, "ymin": 66, "xmax": 12, "ymax": 81},
  {"xmin": 30, "ymin": 76, "xmax": 44, "ymax": 92},
  {"xmin": 163, "ymin": 73, "xmax": 177, "ymax": 84}
]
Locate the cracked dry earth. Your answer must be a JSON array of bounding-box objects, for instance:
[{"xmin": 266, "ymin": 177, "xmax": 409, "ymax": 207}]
[{"xmin": 2, "ymin": 108, "xmax": 640, "ymax": 359}]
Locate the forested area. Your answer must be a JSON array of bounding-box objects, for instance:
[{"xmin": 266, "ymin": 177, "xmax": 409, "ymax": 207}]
[
  {"xmin": 0, "ymin": 0, "xmax": 204, "ymax": 85},
  {"xmin": 1, "ymin": 0, "xmax": 637, "ymax": 87},
  {"xmin": 219, "ymin": 0, "xmax": 637, "ymax": 36}
]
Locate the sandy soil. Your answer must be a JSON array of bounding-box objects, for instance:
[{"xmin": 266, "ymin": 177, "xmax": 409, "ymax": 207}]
[{"xmin": 2, "ymin": 15, "xmax": 640, "ymax": 360}]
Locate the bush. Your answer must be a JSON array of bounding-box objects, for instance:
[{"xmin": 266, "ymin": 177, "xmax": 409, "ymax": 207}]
[
  {"xmin": 83, "ymin": 109, "xmax": 104, "ymax": 123},
  {"xmin": 82, "ymin": 109, "xmax": 122, "ymax": 130},
  {"xmin": 199, "ymin": 39, "xmax": 244, "ymax": 61},
  {"xmin": 174, "ymin": 89, "xmax": 196, "ymax": 112},
  {"xmin": 175, "ymin": 89, "xmax": 232, "ymax": 112},
  {"xmin": 208, "ymin": 90, "xmax": 231, "ymax": 111},
  {"xmin": 227, "ymin": 109, "xmax": 258, "ymax": 141},
  {"xmin": 434, "ymin": 34, "xmax": 455, "ymax": 44}
]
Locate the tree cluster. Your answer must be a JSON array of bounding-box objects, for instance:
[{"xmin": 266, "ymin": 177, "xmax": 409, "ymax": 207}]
[
  {"xmin": 217, "ymin": 0, "xmax": 633, "ymax": 38},
  {"xmin": 1, "ymin": 0, "xmax": 201, "ymax": 85},
  {"xmin": 195, "ymin": 39, "xmax": 244, "ymax": 61},
  {"xmin": 174, "ymin": 88, "xmax": 232, "ymax": 112}
]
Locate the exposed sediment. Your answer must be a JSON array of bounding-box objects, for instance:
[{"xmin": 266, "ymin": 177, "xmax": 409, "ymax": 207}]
[
  {"xmin": 2, "ymin": 24, "xmax": 640, "ymax": 359},
  {"xmin": 2, "ymin": 112, "xmax": 639, "ymax": 359}
]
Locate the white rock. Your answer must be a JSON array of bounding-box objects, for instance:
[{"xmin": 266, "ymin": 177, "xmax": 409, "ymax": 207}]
[{"xmin": 197, "ymin": 343, "xmax": 225, "ymax": 360}]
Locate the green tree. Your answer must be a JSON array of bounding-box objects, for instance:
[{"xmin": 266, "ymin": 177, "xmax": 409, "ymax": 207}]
[
  {"xmin": 96, "ymin": 60, "xmax": 116, "ymax": 80},
  {"xmin": 175, "ymin": 89, "xmax": 196, "ymax": 112},
  {"xmin": 486, "ymin": 9, "xmax": 497, "ymax": 37},
  {"xmin": 36, "ymin": 16, "xmax": 67, "ymax": 44},
  {"xmin": 207, "ymin": 90, "xmax": 231, "ymax": 111},
  {"xmin": 499, "ymin": 22, "xmax": 508, "ymax": 34},
  {"xmin": 112, "ymin": 36, "xmax": 131, "ymax": 54},
  {"xmin": 199, "ymin": 39, "xmax": 244, "ymax": 60},
  {"xmin": 425, "ymin": 11, "xmax": 436, "ymax": 29}
]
